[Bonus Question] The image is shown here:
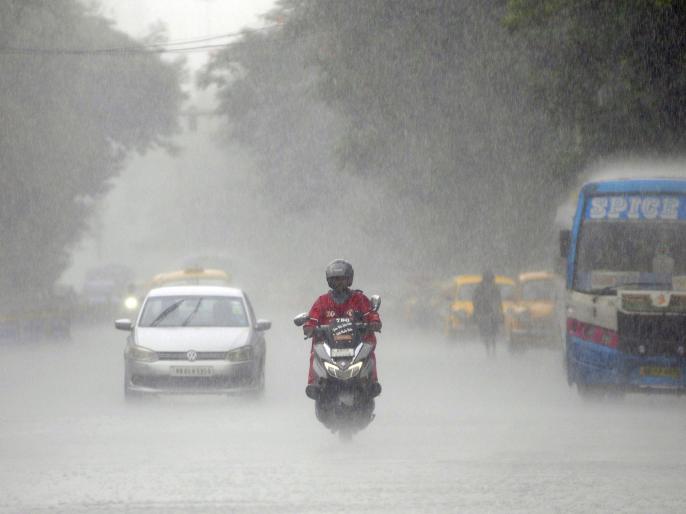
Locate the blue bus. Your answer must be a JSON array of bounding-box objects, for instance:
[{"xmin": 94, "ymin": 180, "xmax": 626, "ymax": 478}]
[{"xmin": 561, "ymin": 178, "xmax": 686, "ymax": 395}]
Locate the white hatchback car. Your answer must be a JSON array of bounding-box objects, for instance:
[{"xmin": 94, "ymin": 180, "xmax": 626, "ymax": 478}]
[{"xmin": 115, "ymin": 285, "xmax": 270, "ymax": 397}]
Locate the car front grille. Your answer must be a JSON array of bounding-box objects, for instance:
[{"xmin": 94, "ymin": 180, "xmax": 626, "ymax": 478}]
[
  {"xmin": 156, "ymin": 351, "xmax": 228, "ymax": 361},
  {"xmin": 618, "ymin": 312, "xmax": 686, "ymax": 356}
]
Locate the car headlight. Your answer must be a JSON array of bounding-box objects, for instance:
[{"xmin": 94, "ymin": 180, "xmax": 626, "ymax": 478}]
[
  {"xmin": 124, "ymin": 296, "xmax": 139, "ymax": 310},
  {"xmin": 226, "ymin": 346, "xmax": 253, "ymax": 362},
  {"xmin": 514, "ymin": 309, "xmax": 531, "ymax": 321},
  {"xmin": 127, "ymin": 344, "xmax": 158, "ymax": 362}
]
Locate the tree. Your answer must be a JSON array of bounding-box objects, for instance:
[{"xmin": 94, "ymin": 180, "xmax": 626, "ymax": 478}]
[
  {"xmin": 0, "ymin": 0, "xmax": 184, "ymax": 301},
  {"xmin": 505, "ymin": 0, "xmax": 686, "ymax": 163},
  {"xmin": 206, "ymin": 0, "xmax": 559, "ymax": 276}
]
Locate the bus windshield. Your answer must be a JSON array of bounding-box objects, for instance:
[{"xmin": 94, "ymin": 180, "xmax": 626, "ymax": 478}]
[
  {"xmin": 521, "ymin": 280, "xmax": 555, "ymax": 301},
  {"xmin": 575, "ymin": 219, "xmax": 686, "ymax": 292}
]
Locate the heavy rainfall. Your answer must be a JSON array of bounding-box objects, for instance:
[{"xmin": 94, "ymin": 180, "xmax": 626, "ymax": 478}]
[{"xmin": 2, "ymin": 1, "xmax": 686, "ymax": 512}]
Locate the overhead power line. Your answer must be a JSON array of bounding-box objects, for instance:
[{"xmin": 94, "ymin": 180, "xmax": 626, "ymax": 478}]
[
  {"xmin": 0, "ymin": 23, "xmax": 278, "ymax": 56},
  {"xmin": 135, "ymin": 25, "xmax": 278, "ymax": 48}
]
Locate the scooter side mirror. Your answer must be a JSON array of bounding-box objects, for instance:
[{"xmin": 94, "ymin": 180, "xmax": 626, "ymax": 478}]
[
  {"xmin": 293, "ymin": 312, "xmax": 310, "ymax": 327},
  {"xmin": 370, "ymin": 295, "xmax": 381, "ymax": 312}
]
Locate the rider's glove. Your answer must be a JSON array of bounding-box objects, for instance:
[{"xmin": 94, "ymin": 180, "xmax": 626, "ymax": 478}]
[{"xmin": 368, "ymin": 321, "xmax": 382, "ymax": 332}]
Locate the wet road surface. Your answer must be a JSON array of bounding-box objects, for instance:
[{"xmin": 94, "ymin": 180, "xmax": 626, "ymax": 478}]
[{"xmin": 1, "ymin": 320, "xmax": 686, "ymax": 513}]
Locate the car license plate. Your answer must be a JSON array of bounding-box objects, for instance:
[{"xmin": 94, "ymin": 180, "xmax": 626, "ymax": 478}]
[
  {"xmin": 171, "ymin": 366, "xmax": 213, "ymax": 377},
  {"xmin": 331, "ymin": 348, "xmax": 354, "ymax": 357},
  {"xmin": 639, "ymin": 366, "xmax": 681, "ymax": 379}
]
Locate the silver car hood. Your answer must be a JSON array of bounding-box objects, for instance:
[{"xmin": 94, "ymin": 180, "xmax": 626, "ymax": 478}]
[{"xmin": 135, "ymin": 327, "xmax": 251, "ymax": 352}]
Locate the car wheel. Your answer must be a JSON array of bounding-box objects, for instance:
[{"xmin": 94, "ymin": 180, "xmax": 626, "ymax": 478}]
[
  {"xmin": 124, "ymin": 365, "xmax": 142, "ymax": 402},
  {"xmin": 255, "ymin": 359, "xmax": 265, "ymax": 391},
  {"xmin": 124, "ymin": 384, "xmax": 143, "ymax": 402},
  {"xmin": 245, "ymin": 359, "xmax": 265, "ymax": 399}
]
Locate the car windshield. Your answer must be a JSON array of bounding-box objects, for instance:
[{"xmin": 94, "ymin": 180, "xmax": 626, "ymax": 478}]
[
  {"xmin": 138, "ymin": 296, "xmax": 249, "ymax": 327},
  {"xmin": 575, "ymin": 219, "xmax": 686, "ymax": 292},
  {"xmin": 521, "ymin": 279, "xmax": 555, "ymax": 301}
]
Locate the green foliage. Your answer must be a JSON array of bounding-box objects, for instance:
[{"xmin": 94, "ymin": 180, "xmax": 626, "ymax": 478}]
[
  {"xmin": 506, "ymin": 0, "xmax": 686, "ymax": 159},
  {"xmin": 0, "ymin": 0, "xmax": 184, "ymax": 299},
  {"xmin": 207, "ymin": 0, "xmax": 686, "ymax": 276}
]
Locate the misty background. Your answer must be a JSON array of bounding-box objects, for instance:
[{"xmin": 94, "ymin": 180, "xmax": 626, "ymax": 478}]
[
  {"xmin": 3, "ymin": 0, "xmax": 685, "ymax": 313},
  {"xmin": 3, "ymin": 2, "xmax": 686, "ymax": 513}
]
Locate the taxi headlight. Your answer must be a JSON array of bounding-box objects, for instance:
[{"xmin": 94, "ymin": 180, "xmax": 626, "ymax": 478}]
[
  {"xmin": 226, "ymin": 346, "xmax": 253, "ymax": 362},
  {"xmin": 124, "ymin": 296, "xmax": 139, "ymax": 310},
  {"xmin": 513, "ymin": 309, "xmax": 530, "ymax": 321},
  {"xmin": 128, "ymin": 344, "xmax": 158, "ymax": 362}
]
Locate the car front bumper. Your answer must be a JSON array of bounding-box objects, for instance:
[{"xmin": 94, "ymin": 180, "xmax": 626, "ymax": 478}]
[
  {"xmin": 511, "ymin": 326, "xmax": 557, "ymax": 341},
  {"xmin": 125, "ymin": 358, "xmax": 259, "ymax": 394}
]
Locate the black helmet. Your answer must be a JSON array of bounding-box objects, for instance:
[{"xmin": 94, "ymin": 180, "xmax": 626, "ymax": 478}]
[{"xmin": 326, "ymin": 259, "xmax": 354, "ymax": 289}]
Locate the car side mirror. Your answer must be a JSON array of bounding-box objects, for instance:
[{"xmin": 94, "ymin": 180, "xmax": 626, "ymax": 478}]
[
  {"xmin": 560, "ymin": 229, "xmax": 571, "ymax": 259},
  {"xmin": 115, "ymin": 319, "xmax": 133, "ymax": 331},
  {"xmin": 370, "ymin": 295, "xmax": 381, "ymax": 312},
  {"xmin": 293, "ymin": 312, "xmax": 310, "ymax": 327},
  {"xmin": 255, "ymin": 319, "xmax": 271, "ymax": 331}
]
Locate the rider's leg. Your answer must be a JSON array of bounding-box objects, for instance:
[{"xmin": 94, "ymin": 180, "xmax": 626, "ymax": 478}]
[
  {"xmin": 369, "ymin": 351, "xmax": 381, "ymax": 397},
  {"xmin": 307, "ymin": 350, "xmax": 317, "ymax": 384},
  {"xmin": 305, "ymin": 350, "xmax": 320, "ymax": 399},
  {"xmin": 370, "ymin": 351, "xmax": 378, "ymax": 382}
]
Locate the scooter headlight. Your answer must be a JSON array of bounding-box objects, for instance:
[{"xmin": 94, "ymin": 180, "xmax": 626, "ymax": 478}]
[
  {"xmin": 324, "ymin": 361, "xmax": 363, "ymax": 380},
  {"xmin": 347, "ymin": 361, "xmax": 363, "ymax": 377}
]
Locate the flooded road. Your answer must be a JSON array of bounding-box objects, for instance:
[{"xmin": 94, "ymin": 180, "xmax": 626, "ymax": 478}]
[{"xmin": 2, "ymin": 320, "xmax": 686, "ymax": 513}]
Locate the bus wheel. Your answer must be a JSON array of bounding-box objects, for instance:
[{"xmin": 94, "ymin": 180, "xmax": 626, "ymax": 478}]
[{"xmin": 576, "ymin": 383, "xmax": 604, "ymax": 401}]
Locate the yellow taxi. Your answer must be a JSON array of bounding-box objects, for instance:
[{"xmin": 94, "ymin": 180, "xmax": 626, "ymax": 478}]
[
  {"xmin": 504, "ymin": 271, "xmax": 559, "ymax": 350},
  {"xmin": 444, "ymin": 274, "xmax": 515, "ymax": 338},
  {"xmin": 118, "ymin": 268, "xmax": 233, "ymax": 319},
  {"xmin": 401, "ymin": 277, "xmax": 445, "ymax": 329},
  {"xmin": 149, "ymin": 268, "xmax": 231, "ymax": 288}
]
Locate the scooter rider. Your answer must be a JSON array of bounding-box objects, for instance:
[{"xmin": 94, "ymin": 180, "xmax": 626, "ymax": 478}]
[{"xmin": 303, "ymin": 259, "xmax": 382, "ymax": 399}]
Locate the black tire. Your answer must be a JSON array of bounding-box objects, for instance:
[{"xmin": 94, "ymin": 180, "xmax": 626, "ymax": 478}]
[
  {"xmin": 576, "ymin": 382, "xmax": 605, "ymax": 401},
  {"xmin": 124, "ymin": 384, "xmax": 143, "ymax": 402},
  {"xmin": 124, "ymin": 364, "xmax": 142, "ymax": 402},
  {"xmin": 244, "ymin": 359, "xmax": 265, "ymax": 400},
  {"xmin": 254, "ymin": 359, "xmax": 266, "ymax": 395},
  {"xmin": 508, "ymin": 334, "xmax": 524, "ymax": 354}
]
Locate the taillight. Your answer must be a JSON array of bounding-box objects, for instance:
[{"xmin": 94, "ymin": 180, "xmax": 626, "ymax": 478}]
[{"xmin": 567, "ymin": 318, "xmax": 619, "ymax": 349}]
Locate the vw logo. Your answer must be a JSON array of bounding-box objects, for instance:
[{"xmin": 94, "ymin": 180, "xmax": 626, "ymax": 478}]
[{"xmin": 186, "ymin": 350, "xmax": 198, "ymax": 361}]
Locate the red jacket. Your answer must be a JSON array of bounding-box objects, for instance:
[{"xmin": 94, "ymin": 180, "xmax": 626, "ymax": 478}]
[{"xmin": 304, "ymin": 290, "xmax": 381, "ymax": 344}]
